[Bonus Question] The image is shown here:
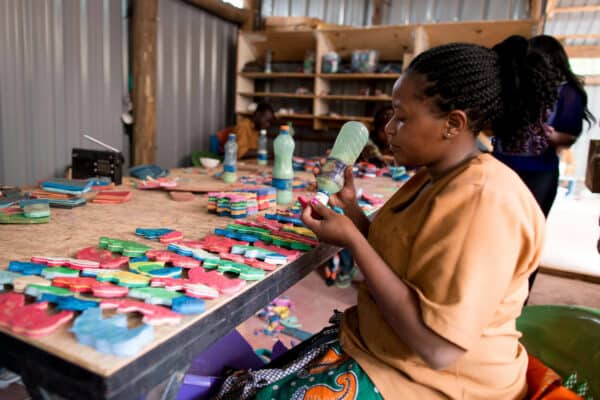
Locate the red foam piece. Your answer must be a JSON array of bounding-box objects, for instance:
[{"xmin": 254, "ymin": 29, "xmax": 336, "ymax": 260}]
[
  {"xmin": 146, "ymin": 250, "xmax": 200, "ymax": 268},
  {"xmin": 75, "ymin": 247, "xmax": 129, "ymax": 269},
  {"xmin": 53, "ymin": 277, "xmax": 128, "ymax": 298},
  {"xmin": 100, "ymin": 299, "xmax": 181, "ymax": 325},
  {"xmin": 187, "ymin": 268, "xmax": 246, "ymax": 295},
  {"xmin": 158, "ymin": 231, "xmax": 184, "ymax": 244},
  {"xmin": 0, "ymin": 293, "xmax": 73, "ymax": 338}
]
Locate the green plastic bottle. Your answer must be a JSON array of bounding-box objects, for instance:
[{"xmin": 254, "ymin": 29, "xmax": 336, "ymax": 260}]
[
  {"xmin": 315, "ymin": 121, "xmax": 369, "ymax": 205},
  {"xmin": 222, "ymin": 133, "xmax": 238, "ymax": 184},
  {"xmin": 272, "ymin": 125, "xmax": 295, "ymax": 205}
]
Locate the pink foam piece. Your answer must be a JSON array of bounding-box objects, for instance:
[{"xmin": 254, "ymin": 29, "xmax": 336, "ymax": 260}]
[
  {"xmin": 183, "ymin": 283, "xmax": 219, "ymax": 300},
  {"xmin": 253, "ymin": 241, "xmax": 301, "ymax": 262},
  {"xmin": 150, "ymin": 277, "xmax": 187, "ymax": 291},
  {"xmin": 75, "ymin": 247, "xmax": 129, "ymax": 269},
  {"xmin": 100, "ymin": 299, "xmax": 182, "ymax": 326},
  {"xmin": 159, "ymin": 231, "xmax": 184, "ymax": 244},
  {"xmin": 146, "ymin": 250, "xmax": 200, "ymax": 268},
  {"xmin": 31, "ymin": 255, "xmax": 100, "ymax": 270},
  {"xmin": 187, "ymin": 268, "xmax": 246, "ymax": 295}
]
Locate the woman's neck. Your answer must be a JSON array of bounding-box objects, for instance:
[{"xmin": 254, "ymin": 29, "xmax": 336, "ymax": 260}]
[{"xmin": 427, "ymin": 148, "xmax": 482, "ymax": 182}]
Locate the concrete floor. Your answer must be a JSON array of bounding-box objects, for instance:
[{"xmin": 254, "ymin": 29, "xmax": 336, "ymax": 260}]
[{"xmin": 2, "ymin": 270, "xmax": 599, "ymax": 400}]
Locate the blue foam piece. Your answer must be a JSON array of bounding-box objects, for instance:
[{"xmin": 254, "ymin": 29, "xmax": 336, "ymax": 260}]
[
  {"xmin": 145, "ymin": 267, "xmax": 182, "ymax": 278},
  {"xmin": 128, "ymin": 165, "xmax": 169, "ymax": 180},
  {"xmin": 214, "ymin": 228, "xmax": 259, "ymax": 243},
  {"xmin": 71, "ymin": 308, "xmax": 154, "ymax": 357},
  {"xmin": 8, "ymin": 261, "xmax": 46, "ymax": 276},
  {"xmin": 135, "ymin": 228, "xmax": 175, "ymax": 240},
  {"xmin": 264, "ymin": 214, "xmax": 304, "ymax": 226},
  {"xmin": 0, "ymin": 270, "xmax": 23, "ymax": 290},
  {"xmin": 167, "ymin": 243, "xmax": 192, "ymax": 257},
  {"xmin": 129, "ymin": 256, "xmax": 149, "ymax": 263},
  {"xmin": 171, "ymin": 296, "xmax": 206, "ymax": 314},
  {"xmin": 40, "ymin": 294, "xmax": 99, "ymax": 311},
  {"xmin": 18, "ymin": 199, "xmax": 50, "ymax": 207}
]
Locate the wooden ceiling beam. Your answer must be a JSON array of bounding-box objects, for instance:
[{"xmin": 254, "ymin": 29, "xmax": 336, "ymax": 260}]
[
  {"xmin": 555, "ymin": 34, "xmax": 600, "ymax": 40},
  {"xmin": 565, "ymin": 45, "xmax": 600, "ymax": 58},
  {"xmin": 184, "ymin": 0, "xmax": 250, "ymax": 25},
  {"xmin": 553, "ymin": 5, "xmax": 600, "ymax": 14}
]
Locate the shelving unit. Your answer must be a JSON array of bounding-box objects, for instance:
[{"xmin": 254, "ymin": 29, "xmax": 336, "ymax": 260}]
[
  {"xmin": 239, "ymin": 72, "xmax": 315, "ymax": 79},
  {"xmin": 235, "ymin": 19, "xmax": 537, "ymax": 133},
  {"xmin": 239, "ymin": 92, "xmax": 314, "ymax": 99},
  {"xmin": 317, "ymin": 73, "xmax": 401, "ymax": 80},
  {"xmin": 318, "ymin": 95, "xmax": 392, "ymax": 101}
]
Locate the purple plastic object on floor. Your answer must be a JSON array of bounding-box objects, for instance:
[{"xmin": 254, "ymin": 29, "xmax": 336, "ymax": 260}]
[{"xmin": 176, "ymin": 330, "xmax": 266, "ymax": 400}]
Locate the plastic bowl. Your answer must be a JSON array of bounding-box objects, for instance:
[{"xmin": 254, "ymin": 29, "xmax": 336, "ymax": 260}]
[{"xmin": 200, "ymin": 157, "xmax": 220, "ymax": 169}]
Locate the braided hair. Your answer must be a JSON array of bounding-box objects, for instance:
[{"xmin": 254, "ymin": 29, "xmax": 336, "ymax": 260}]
[{"xmin": 406, "ymin": 36, "xmax": 561, "ymax": 145}]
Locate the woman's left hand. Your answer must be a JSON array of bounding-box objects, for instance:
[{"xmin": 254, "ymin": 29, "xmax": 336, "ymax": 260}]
[{"xmin": 301, "ymin": 198, "xmax": 360, "ymax": 248}]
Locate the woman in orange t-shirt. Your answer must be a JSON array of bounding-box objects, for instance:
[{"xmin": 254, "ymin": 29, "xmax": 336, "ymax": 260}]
[{"xmin": 215, "ymin": 37, "xmax": 560, "ymax": 400}]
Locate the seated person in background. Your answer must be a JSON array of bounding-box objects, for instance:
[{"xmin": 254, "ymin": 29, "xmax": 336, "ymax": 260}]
[
  {"xmin": 233, "ymin": 103, "xmax": 275, "ymax": 159},
  {"xmin": 359, "ymin": 105, "xmax": 395, "ymax": 167}
]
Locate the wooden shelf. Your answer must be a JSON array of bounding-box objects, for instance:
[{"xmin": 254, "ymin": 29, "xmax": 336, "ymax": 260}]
[
  {"xmin": 316, "ymin": 115, "xmax": 374, "ymax": 123},
  {"xmin": 239, "ymin": 72, "xmax": 315, "ymax": 79},
  {"xmin": 318, "ymin": 95, "xmax": 392, "ymax": 101},
  {"xmin": 237, "ymin": 111, "xmax": 315, "ymax": 120},
  {"xmin": 318, "ymin": 73, "xmax": 401, "ymax": 80},
  {"xmin": 239, "ymin": 92, "xmax": 314, "ymax": 99}
]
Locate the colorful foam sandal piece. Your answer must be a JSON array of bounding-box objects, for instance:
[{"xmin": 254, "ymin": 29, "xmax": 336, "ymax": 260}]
[
  {"xmin": 182, "ymin": 282, "xmax": 219, "ymax": 300},
  {"xmin": 0, "ymin": 270, "xmax": 23, "ymax": 290},
  {"xmin": 41, "ymin": 267, "xmax": 80, "ymax": 279},
  {"xmin": 24, "ymin": 284, "xmax": 73, "ymax": 299},
  {"xmin": 171, "ymin": 296, "xmax": 205, "ymax": 314},
  {"xmin": 187, "ymin": 268, "xmax": 247, "ymax": 295},
  {"xmin": 128, "ymin": 287, "xmax": 185, "ymax": 306},
  {"xmin": 8, "ymin": 261, "xmax": 46, "ymax": 276},
  {"xmin": 202, "ymin": 259, "xmax": 265, "ymax": 281},
  {"xmin": 52, "ymin": 277, "xmax": 130, "ymax": 298},
  {"xmin": 145, "ymin": 250, "xmax": 200, "ymax": 268},
  {"xmin": 96, "ymin": 270, "xmax": 150, "ymax": 288},
  {"xmin": 13, "ymin": 275, "xmax": 51, "ymax": 293},
  {"xmin": 100, "ymin": 299, "xmax": 182, "ymax": 326},
  {"xmin": 167, "ymin": 243, "xmax": 219, "ymax": 261},
  {"xmin": 98, "ymin": 237, "xmax": 151, "ymax": 257},
  {"xmin": 39, "ymin": 294, "xmax": 99, "ymax": 311},
  {"xmin": 30, "ymin": 256, "xmax": 100, "ymax": 270},
  {"xmin": 0, "ymin": 292, "xmax": 73, "ymax": 338},
  {"xmin": 71, "ymin": 308, "xmax": 154, "ymax": 357},
  {"xmin": 75, "ymin": 247, "xmax": 129, "ymax": 269}
]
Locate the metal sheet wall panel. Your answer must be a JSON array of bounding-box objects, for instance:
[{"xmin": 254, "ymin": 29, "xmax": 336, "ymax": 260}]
[
  {"xmin": 261, "ymin": 0, "xmax": 529, "ymax": 26},
  {"xmin": 156, "ymin": 0, "xmax": 237, "ymax": 168},
  {"xmin": 0, "ymin": 0, "xmax": 126, "ymax": 186}
]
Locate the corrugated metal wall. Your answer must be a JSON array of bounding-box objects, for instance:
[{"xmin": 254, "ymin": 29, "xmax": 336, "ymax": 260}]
[
  {"xmin": 0, "ymin": 0, "xmax": 127, "ymax": 186},
  {"xmin": 156, "ymin": 0, "xmax": 238, "ymax": 167},
  {"xmin": 261, "ymin": 0, "xmax": 530, "ymax": 26}
]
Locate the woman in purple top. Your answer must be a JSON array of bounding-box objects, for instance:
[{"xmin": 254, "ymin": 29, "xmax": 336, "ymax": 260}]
[{"xmin": 493, "ymin": 35, "xmax": 595, "ymax": 290}]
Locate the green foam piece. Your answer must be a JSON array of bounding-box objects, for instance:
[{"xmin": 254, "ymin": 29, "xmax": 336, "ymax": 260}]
[{"xmin": 99, "ymin": 237, "xmax": 150, "ymax": 257}]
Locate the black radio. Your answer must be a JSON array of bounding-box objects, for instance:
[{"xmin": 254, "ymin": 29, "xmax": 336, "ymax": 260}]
[{"xmin": 72, "ymin": 148, "xmax": 124, "ymax": 185}]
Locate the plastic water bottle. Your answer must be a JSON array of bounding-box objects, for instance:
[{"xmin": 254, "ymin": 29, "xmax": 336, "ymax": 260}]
[
  {"xmin": 257, "ymin": 129, "xmax": 268, "ymax": 165},
  {"xmin": 223, "ymin": 134, "xmax": 238, "ymax": 183},
  {"xmin": 315, "ymin": 121, "xmax": 369, "ymax": 205},
  {"xmin": 272, "ymin": 125, "xmax": 295, "ymax": 205}
]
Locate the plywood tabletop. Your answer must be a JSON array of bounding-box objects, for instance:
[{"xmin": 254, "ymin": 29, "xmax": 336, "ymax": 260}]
[{"xmin": 0, "ymin": 167, "xmax": 402, "ymax": 379}]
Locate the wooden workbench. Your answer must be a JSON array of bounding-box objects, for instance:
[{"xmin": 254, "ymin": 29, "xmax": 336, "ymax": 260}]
[{"xmin": 0, "ymin": 167, "xmax": 401, "ymax": 400}]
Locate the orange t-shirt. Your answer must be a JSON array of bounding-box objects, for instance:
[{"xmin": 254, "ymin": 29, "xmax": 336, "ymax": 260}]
[
  {"xmin": 340, "ymin": 154, "xmax": 545, "ymax": 399},
  {"xmin": 233, "ymin": 118, "xmax": 258, "ymax": 159}
]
